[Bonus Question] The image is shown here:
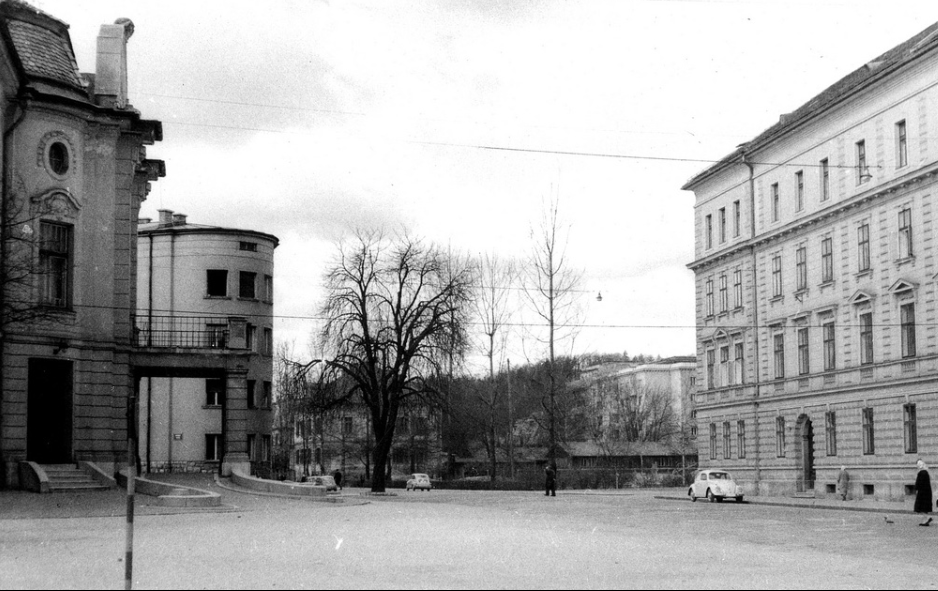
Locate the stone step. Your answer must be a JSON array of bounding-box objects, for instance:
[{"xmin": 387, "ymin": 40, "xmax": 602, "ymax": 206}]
[
  {"xmin": 41, "ymin": 464, "xmax": 80, "ymax": 471},
  {"xmin": 49, "ymin": 482, "xmax": 109, "ymax": 492}
]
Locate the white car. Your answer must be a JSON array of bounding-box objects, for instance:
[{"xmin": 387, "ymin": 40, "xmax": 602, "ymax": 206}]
[
  {"xmin": 688, "ymin": 469, "xmax": 744, "ymax": 503},
  {"xmin": 406, "ymin": 473, "xmax": 432, "ymax": 491}
]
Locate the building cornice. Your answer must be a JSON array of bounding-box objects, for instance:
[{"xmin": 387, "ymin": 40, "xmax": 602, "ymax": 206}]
[{"xmin": 688, "ymin": 159, "xmax": 938, "ymax": 273}]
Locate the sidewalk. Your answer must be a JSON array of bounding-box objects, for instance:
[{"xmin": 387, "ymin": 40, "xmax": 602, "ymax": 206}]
[{"xmin": 654, "ymin": 492, "xmax": 920, "ymax": 515}]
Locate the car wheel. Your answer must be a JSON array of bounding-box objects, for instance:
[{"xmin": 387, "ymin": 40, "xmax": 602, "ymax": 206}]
[
  {"xmin": 689, "ymin": 488, "xmax": 696, "ymax": 502},
  {"xmin": 736, "ymin": 496, "xmax": 744, "ymax": 503},
  {"xmin": 707, "ymin": 489, "xmax": 716, "ymax": 503}
]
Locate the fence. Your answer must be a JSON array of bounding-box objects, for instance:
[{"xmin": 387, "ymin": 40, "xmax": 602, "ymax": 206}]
[{"xmin": 135, "ymin": 315, "xmax": 230, "ymax": 349}]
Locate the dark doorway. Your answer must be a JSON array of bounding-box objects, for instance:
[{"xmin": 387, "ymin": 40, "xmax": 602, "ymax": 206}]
[
  {"xmin": 796, "ymin": 414, "xmax": 815, "ymax": 492},
  {"xmin": 27, "ymin": 358, "xmax": 73, "ymax": 464}
]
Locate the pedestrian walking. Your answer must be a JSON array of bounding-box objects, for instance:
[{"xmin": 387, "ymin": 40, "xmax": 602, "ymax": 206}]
[
  {"xmin": 544, "ymin": 464, "xmax": 557, "ymax": 497},
  {"xmin": 914, "ymin": 459, "xmax": 933, "ymax": 526},
  {"xmin": 333, "ymin": 469, "xmax": 343, "ymax": 491},
  {"xmin": 836, "ymin": 466, "xmax": 849, "ymax": 501}
]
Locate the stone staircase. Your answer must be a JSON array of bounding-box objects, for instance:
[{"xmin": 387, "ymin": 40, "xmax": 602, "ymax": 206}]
[{"xmin": 41, "ymin": 464, "xmax": 110, "ymax": 493}]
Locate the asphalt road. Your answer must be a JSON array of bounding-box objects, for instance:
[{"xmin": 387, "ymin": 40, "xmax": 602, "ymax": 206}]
[{"xmin": 2, "ymin": 486, "xmax": 937, "ymax": 589}]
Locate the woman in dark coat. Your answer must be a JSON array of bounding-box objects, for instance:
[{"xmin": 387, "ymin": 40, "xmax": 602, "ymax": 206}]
[{"xmin": 914, "ymin": 459, "xmax": 933, "ymax": 526}]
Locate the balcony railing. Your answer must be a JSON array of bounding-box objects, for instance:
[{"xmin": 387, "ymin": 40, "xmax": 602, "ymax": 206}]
[{"xmin": 135, "ymin": 315, "xmax": 247, "ymax": 349}]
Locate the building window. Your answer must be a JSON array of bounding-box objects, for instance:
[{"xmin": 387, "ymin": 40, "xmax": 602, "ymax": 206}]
[
  {"xmin": 737, "ymin": 420, "xmax": 746, "ymax": 459},
  {"xmin": 705, "ymin": 215, "xmax": 713, "ymax": 249},
  {"xmin": 771, "ymin": 183, "xmax": 780, "ymax": 222},
  {"xmin": 206, "ymin": 322, "xmax": 227, "ymax": 348},
  {"xmin": 247, "ymin": 380, "xmax": 256, "ymax": 409},
  {"xmin": 705, "ymin": 279, "xmax": 714, "ymax": 317},
  {"xmin": 733, "ymin": 269, "xmax": 743, "ymax": 309},
  {"xmin": 263, "ymin": 381, "xmax": 272, "ymax": 408},
  {"xmin": 795, "ymin": 170, "xmax": 804, "ymax": 211},
  {"xmin": 898, "ymin": 207, "xmax": 913, "ymax": 259},
  {"xmin": 733, "ymin": 200, "xmax": 741, "ymax": 237},
  {"xmin": 48, "ymin": 142, "xmax": 70, "ymax": 175},
  {"xmin": 825, "ymin": 411, "xmax": 837, "ymax": 456},
  {"xmin": 897, "ymin": 120, "xmax": 908, "ymax": 168},
  {"xmin": 795, "ymin": 246, "xmax": 807, "ymax": 292},
  {"xmin": 39, "ymin": 222, "xmax": 72, "ymax": 308},
  {"xmin": 247, "ymin": 434, "xmax": 256, "ymax": 461},
  {"xmin": 821, "ymin": 237, "xmax": 833, "ymax": 283},
  {"xmin": 776, "ymin": 416, "xmax": 786, "ymax": 457},
  {"xmin": 734, "ymin": 342, "xmax": 744, "ymax": 385},
  {"xmin": 722, "ymin": 421, "xmax": 732, "ymax": 459},
  {"xmin": 901, "ymin": 302, "xmax": 916, "ymax": 358},
  {"xmin": 265, "ymin": 275, "xmax": 274, "ymax": 302},
  {"xmin": 205, "ymin": 379, "xmax": 224, "ymax": 407},
  {"xmin": 206, "ymin": 269, "xmax": 228, "ymax": 297},
  {"xmin": 773, "ymin": 332, "xmax": 785, "ymax": 379},
  {"xmin": 820, "ymin": 158, "xmax": 830, "ymax": 201},
  {"xmin": 239, "ymin": 241, "xmax": 258, "ymax": 252},
  {"xmin": 904, "ymin": 403, "xmax": 917, "ymax": 454},
  {"xmin": 239, "ymin": 271, "xmax": 257, "ymax": 299},
  {"xmin": 262, "ymin": 435, "xmax": 272, "ymax": 462},
  {"xmin": 264, "ymin": 328, "xmax": 273, "ymax": 356},
  {"xmin": 719, "ymin": 274, "xmax": 728, "ymax": 313},
  {"xmin": 823, "ymin": 321, "xmax": 836, "ymax": 371},
  {"xmin": 859, "ymin": 312, "xmax": 873, "ymax": 365},
  {"xmin": 856, "ymin": 140, "xmax": 869, "ymax": 184},
  {"xmin": 709, "ymin": 423, "xmax": 717, "ymax": 459},
  {"xmin": 720, "ymin": 346, "xmax": 730, "ymax": 387},
  {"xmin": 857, "ymin": 223, "xmax": 870, "ymax": 272},
  {"xmin": 772, "ymin": 255, "xmax": 782, "ymax": 298},
  {"xmin": 247, "ymin": 324, "xmax": 256, "ymax": 352},
  {"xmin": 862, "ymin": 407, "xmax": 875, "ymax": 455},
  {"xmin": 797, "ymin": 326, "xmax": 809, "ymax": 376},
  {"xmin": 343, "ymin": 416, "xmax": 353, "ymax": 436},
  {"xmin": 706, "ymin": 349, "xmax": 715, "ymax": 390},
  {"xmin": 205, "ymin": 434, "xmax": 223, "ymax": 461},
  {"xmin": 719, "ymin": 207, "xmax": 726, "ymax": 244}
]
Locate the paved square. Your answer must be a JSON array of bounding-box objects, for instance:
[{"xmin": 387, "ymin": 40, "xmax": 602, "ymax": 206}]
[{"xmin": 2, "ymin": 483, "xmax": 936, "ymax": 589}]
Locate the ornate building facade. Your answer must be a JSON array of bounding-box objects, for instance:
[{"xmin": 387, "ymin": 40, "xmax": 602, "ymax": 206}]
[
  {"xmin": 0, "ymin": 2, "xmax": 163, "ymax": 488},
  {"xmin": 685, "ymin": 22, "xmax": 938, "ymax": 500}
]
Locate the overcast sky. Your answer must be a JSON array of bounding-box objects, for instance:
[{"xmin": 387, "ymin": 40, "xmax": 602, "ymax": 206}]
[{"xmin": 33, "ymin": 0, "xmax": 938, "ymax": 372}]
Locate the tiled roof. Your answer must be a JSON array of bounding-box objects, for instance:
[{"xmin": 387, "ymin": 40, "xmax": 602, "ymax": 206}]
[
  {"xmin": 6, "ymin": 17, "xmax": 83, "ymax": 91},
  {"xmin": 683, "ymin": 21, "xmax": 938, "ymax": 190}
]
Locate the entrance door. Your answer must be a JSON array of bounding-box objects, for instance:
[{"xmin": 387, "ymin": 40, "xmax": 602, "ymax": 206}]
[
  {"xmin": 27, "ymin": 359, "xmax": 73, "ymax": 464},
  {"xmin": 802, "ymin": 418, "xmax": 815, "ymax": 491}
]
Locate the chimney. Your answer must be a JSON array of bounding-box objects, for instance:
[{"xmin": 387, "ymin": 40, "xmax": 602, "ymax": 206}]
[
  {"xmin": 138, "ymin": 217, "xmax": 152, "ymax": 224},
  {"xmin": 94, "ymin": 18, "xmax": 135, "ymax": 108},
  {"xmin": 158, "ymin": 209, "xmax": 173, "ymax": 226},
  {"xmin": 172, "ymin": 213, "xmax": 187, "ymax": 226}
]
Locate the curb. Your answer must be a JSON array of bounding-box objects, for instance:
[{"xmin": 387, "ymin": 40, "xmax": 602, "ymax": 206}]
[
  {"xmin": 213, "ymin": 476, "xmax": 367, "ymax": 505},
  {"xmin": 654, "ymin": 495, "xmax": 917, "ymax": 515}
]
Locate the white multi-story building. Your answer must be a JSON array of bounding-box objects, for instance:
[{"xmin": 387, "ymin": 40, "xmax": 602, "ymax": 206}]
[
  {"xmin": 135, "ymin": 210, "xmax": 278, "ymax": 475},
  {"xmin": 684, "ymin": 22, "xmax": 938, "ymax": 500}
]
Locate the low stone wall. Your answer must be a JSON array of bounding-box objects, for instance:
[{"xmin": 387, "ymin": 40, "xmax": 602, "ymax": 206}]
[
  {"xmin": 147, "ymin": 461, "xmax": 220, "ymax": 474},
  {"xmin": 230, "ymin": 469, "xmax": 327, "ymax": 497},
  {"xmin": 17, "ymin": 462, "xmax": 49, "ymax": 494},
  {"xmin": 115, "ymin": 469, "xmax": 222, "ymax": 507}
]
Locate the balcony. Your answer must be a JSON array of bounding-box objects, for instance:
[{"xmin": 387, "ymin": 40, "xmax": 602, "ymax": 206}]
[{"xmin": 134, "ymin": 315, "xmax": 248, "ymax": 350}]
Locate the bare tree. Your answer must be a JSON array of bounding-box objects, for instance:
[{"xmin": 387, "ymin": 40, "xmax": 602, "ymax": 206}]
[
  {"xmin": 523, "ymin": 198, "xmax": 583, "ymax": 467},
  {"xmin": 319, "ymin": 231, "xmax": 474, "ymax": 492},
  {"xmin": 473, "ymin": 252, "xmax": 515, "ymax": 483}
]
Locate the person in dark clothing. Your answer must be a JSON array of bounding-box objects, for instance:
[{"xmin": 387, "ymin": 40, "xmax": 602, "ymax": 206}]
[
  {"xmin": 914, "ymin": 459, "xmax": 932, "ymax": 526},
  {"xmin": 333, "ymin": 470, "xmax": 343, "ymax": 491},
  {"xmin": 544, "ymin": 464, "xmax": 557, "ymax": 497}
]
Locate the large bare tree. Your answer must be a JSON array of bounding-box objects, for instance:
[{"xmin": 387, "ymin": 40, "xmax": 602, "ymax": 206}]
[
  {"xmin": 524, "ymin": 198, "xmax": 583, "ymax": 467},
  {"xmin": 320, "ymin": 231, "xmax": 474, "ymax": 492}
]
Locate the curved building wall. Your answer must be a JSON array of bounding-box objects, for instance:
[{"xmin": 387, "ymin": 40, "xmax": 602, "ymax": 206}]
[{"xmin": 136, "ymin": 216, "xmax": 277, "ymax": 473}]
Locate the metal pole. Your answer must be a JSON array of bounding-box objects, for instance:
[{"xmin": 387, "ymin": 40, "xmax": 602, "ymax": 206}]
[
  {"xmin": 507, "ymin": 359, "xmax": 514, "ymax": 479},
  {"xmin": 125, "ymin": 391, "xmax": 137, "ymax": 590}
]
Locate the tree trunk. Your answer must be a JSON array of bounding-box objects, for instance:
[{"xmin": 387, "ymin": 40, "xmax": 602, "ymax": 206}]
[{"xmin": 371, "ymin": 432, "xmax": 393, "ymax": 492}]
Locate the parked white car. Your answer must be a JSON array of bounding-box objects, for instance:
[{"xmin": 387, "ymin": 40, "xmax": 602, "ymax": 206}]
[
  {"xmin": 688, "ymin": 470, "xmax": 744, "ymax": 503},
  {"xmin": 406, "ymin": 473, "xmax": 432, "ymax": 491}
]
